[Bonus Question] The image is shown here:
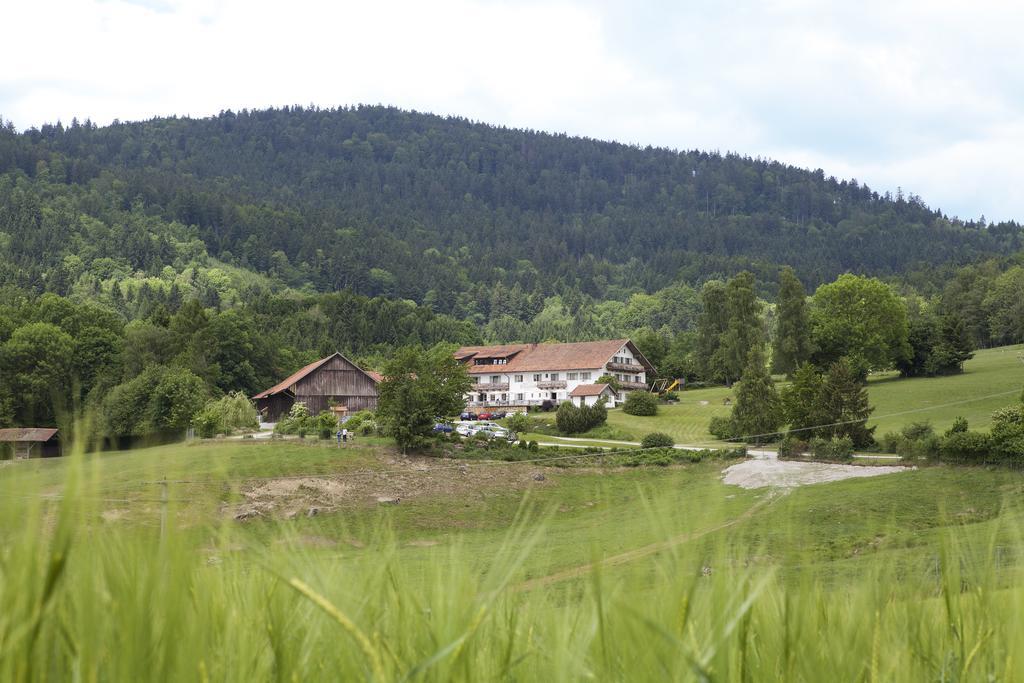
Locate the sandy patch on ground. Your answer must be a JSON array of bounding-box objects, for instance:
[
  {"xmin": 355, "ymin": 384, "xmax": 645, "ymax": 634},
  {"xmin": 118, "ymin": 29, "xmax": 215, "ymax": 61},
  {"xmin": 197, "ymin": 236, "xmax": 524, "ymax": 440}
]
[
  {"xmin": 228, "ymin": 455, "xmax": 551, "ymax": 520},
  {"xmin": 722, "ymin": 451, "xmax": 908, "ymax": 489}
]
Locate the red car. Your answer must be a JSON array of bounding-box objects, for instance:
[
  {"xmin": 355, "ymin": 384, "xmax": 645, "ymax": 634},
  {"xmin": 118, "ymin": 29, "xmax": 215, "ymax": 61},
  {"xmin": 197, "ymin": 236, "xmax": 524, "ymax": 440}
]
[{"xmin": 477, "ymin": 412, "xmax": 492, "ymax": 420}]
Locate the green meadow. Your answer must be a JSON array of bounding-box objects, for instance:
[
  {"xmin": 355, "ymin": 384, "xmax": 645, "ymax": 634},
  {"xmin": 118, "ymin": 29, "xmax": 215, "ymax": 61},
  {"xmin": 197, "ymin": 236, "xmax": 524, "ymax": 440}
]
[
  {"xmin": 524, "ymin": 344, "xmax": 1024, "ymax": 447},
  {"xmin": 3, "ymin": 429, "xmax": 1024, "ymax": 680}
]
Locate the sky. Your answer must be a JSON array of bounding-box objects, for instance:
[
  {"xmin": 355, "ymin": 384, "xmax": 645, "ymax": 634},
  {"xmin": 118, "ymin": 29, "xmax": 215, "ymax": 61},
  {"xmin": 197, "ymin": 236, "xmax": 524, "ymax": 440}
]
[{"xmin": 2, "ymin": 0, "xmax": 1022, "ymax": 222}]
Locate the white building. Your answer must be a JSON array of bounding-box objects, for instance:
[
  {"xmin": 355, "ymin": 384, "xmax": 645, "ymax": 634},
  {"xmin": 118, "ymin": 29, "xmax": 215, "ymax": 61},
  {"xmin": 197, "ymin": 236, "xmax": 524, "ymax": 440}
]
[
  {"xmin": 568, "ymin": 383, "xmax": 617, "ymax": 408},
  {"xmin": 454, "ymin": 339, "xmax": 654, "ymax": 410}
]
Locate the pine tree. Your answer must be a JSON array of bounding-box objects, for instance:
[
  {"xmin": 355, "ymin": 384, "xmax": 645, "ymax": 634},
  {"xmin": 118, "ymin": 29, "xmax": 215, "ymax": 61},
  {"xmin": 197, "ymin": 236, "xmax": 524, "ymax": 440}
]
[
  {"xmin": 817, "ymin": 361, "xmax": 875, "ymax": 447},
  {"xmin": 696, "ymin": 280, "xmax": 729, "ymax": 382},
  {"xmin": 729, "ymin": 346, "xmax": 783, "ymax": 444},
  {"xmin": 720, "ymin": 271, "xmax": 764, "ymax": 385},
  {"xmin": 771, "ymin": 266, "xmax": 812, "ymax": 376},
  {"xmin": 780, "ymin": 362, "xmax": 825, "ymax": 435}
]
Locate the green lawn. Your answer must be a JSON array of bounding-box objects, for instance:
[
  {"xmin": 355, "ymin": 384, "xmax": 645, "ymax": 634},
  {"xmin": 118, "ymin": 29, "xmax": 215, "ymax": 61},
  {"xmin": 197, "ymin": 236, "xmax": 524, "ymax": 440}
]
[
  {"xmin": 523, "ymin": 345, "xmax": 1024, "ymax": 447},
  {"xmin": 867, "ymin": 343, "xmax": 1024, "ymax": 435}
]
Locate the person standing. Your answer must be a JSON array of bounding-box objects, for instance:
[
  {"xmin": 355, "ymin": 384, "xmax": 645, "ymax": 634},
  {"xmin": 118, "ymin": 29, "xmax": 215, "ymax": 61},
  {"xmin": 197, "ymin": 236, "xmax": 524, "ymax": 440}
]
[{"xmin": 341, "ymin": 427, "xmax": 348, "ymax": 443}]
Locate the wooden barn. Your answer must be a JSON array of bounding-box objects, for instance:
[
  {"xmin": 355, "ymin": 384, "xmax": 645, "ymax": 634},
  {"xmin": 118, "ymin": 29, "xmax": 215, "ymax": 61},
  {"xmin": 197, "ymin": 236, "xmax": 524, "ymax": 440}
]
[
  {"xmin": 254, "ymin": 352, "xmax": 380, "ymax": 422},
  {"xmin": 0, "ymin": 428, "xmax": 62, "ymax": 459}
]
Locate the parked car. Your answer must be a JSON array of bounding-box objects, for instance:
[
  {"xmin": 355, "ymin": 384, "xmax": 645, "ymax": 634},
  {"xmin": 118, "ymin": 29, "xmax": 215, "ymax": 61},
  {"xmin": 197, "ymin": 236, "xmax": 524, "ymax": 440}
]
[
  {"xmin": 477, "ymin": 412, "xmax": 493, "ymax": 420},
  {"xmin": 432, "ymin": 422, "xmax": 454, "ymax": 433},
  {"xmin": 490, "ymin": 411, "xmax": 507, "ymax": 419},
  {"xmin": 475, "ymin": 428, "xmax": 516, "ymax": 442},
  {"xmin": 460, "ymin": 412, "xmax": 478, "ymax": 420},
  {"xmin": 455, "ymin": 423, "xmax": 475, "ymax": 436}
]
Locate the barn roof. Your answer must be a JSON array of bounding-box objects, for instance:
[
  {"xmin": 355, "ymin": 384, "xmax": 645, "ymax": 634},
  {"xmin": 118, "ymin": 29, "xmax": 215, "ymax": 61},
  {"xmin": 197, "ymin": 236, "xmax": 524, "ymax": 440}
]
[
  {"xmin": 0, "ymin": 428, "xmax": 59, "ymax": 442},
  {"xmin": 254, "ymin": 352, "xmax": 380, "ymax": 399},
  {"xmin": 569, "ymin": 383, "xmax": 613, "ymax": 397}
]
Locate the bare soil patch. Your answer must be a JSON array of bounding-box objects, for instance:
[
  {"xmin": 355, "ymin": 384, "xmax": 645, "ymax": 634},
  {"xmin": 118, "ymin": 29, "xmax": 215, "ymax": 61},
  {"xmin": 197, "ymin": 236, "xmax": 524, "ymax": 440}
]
[
  {"xmin": 228, "ymin": 454, "xmax": 551, "ymax": 520},
  {"xmin": 722, "ymin": 452, "xmax": 908, "ymax": 490}
]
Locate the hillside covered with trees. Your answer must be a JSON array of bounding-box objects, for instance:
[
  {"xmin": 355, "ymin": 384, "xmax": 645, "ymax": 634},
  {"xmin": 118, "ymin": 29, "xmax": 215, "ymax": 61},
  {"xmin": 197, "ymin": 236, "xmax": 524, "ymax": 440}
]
[{"xmin": 1, "ymin": 105, "xmax": 1023, "ymax": 439}]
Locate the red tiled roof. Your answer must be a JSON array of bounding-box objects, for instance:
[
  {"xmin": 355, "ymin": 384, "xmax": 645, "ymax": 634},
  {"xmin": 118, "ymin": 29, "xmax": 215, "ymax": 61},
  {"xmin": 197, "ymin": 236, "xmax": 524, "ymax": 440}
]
[
  {"xmin": 254, "ymin": 352, "xmax": 379, "ymax": 399},
  {"xmin": 365, "ymin": 371, "xmax": 383, "ymax": 383},
  {"xmin": 569, "ymin": 383, "xmax": 613, "ymax": 397},
  {"xmin": 0, "ymin": 428, "xmax": 59, "ymax": 442},
  {"xmin": 457, "ymin": 339, "xmax": 655, "ymax": 374}
]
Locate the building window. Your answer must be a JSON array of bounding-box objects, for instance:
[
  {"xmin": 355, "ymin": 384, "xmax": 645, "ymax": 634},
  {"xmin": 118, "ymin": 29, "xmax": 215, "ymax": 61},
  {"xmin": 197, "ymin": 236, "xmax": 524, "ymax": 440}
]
[
  {"xmin": 501, "ymin": 394, "xmax": 507, "ymax": 401},
  {"xmin": 581, "ymin": 372, "xmax": 591, "ymax": 380},
  {"xmin": 551, "ymin": 373, "xmax": 559, "ymax": 381},
  {"xmin": 533, "ymin": 374, "xmax": 542, "ymax": 382},
  {"xmin": 568, "ymin": 372, "xmax": 578, "ymax": 380},
  {"xmin": 516, "ymin": 393, "xmax": 524, "ymax": 401},
  {"xmin": 514, "ymin": 375, "xmax": 523, "ymax": 383},
  {"xmin": 490, "ymin": 375, "xmax": 500, "ymax": 383}
]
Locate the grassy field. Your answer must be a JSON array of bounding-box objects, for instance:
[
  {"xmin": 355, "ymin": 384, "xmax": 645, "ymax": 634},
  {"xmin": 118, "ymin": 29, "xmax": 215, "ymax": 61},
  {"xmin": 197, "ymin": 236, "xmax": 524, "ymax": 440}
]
[
  {"xmin": 867, "ymin": 343, "xmax": 1024, "ymax": 435},
  {"xmin": 519, "ymin": 344, "xmax": 1024, "ymax": 448},
  {"xmin": 3, "ymin": 436, "xmax": 1024, "ymax": 679}
]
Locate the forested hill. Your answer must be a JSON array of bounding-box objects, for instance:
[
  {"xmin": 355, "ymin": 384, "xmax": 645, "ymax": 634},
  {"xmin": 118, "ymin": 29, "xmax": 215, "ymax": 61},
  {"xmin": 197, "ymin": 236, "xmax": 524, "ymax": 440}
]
[{"xmin": 1, "ymin": 105, "xmax": 1021, "ymax": 317}]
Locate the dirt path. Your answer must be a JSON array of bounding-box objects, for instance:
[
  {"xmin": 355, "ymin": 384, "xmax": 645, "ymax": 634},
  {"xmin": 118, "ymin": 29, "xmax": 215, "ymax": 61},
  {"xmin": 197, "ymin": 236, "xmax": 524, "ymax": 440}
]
[{"xmin": 517, "ymin": 493, "xmax": 779, "ymax": 591}]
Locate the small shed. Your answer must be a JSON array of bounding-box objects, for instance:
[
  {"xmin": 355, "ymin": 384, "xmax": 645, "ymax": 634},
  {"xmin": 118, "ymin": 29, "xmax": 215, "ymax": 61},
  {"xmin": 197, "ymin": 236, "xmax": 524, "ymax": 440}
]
[
  {"xmin": 569, "ymin": 383, "xmax": 618, "ymax": 408},
  {"xmin": 0, "ymin": 428, "xmax": 61, "ymax": 459},
  {"xmin": 254, "ymin": 352, "xmax": 380, "ymax": 422}
]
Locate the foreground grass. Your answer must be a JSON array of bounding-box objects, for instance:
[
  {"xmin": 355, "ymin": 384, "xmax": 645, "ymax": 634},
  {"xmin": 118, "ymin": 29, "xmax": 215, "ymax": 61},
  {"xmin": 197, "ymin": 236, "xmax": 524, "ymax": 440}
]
[{"xmin": 3, "ymin": 439, "xmax": 1024, "ymax": 679}]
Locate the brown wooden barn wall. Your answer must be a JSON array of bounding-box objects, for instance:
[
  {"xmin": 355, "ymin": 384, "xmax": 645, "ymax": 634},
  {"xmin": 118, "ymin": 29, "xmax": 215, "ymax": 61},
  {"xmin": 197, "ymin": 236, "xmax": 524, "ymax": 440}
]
[{"xmin": 287, "ymin": 355, "xmax": 378, "ymax": 417}]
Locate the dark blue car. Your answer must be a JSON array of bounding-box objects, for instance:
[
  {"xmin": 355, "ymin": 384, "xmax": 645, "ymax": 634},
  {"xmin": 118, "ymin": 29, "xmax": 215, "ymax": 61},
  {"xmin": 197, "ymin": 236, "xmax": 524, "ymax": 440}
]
[{"xmin": 433, "ymin": 422, "xmax": 454, "ymax": 433}]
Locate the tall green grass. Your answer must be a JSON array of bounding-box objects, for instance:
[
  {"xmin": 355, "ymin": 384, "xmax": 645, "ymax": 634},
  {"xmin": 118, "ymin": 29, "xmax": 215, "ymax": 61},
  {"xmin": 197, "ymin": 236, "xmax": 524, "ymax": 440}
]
[{"xmin": 2, "ymin": 450, "xmax": 1023, "ymax": 680}]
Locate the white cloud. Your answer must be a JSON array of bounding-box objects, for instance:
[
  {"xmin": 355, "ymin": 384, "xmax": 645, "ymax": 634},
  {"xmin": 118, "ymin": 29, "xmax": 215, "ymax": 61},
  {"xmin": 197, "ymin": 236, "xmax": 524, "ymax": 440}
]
[{"xmin": 1, "ymin": 0, "xmax": 1022, "ymax": 221}]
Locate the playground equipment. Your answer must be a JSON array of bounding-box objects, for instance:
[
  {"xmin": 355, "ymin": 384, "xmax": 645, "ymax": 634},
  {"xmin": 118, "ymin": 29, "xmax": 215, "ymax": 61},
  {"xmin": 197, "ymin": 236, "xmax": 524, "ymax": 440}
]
[{"xmin": 650, "ymin": 378, "xmax": 684, "ymax": 395}]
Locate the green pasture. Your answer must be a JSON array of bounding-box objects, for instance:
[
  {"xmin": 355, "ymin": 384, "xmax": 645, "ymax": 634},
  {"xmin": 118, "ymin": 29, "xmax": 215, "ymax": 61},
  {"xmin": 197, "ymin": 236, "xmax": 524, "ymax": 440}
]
[{"xmin": 4, "ymin": 438, "xmax": 1024, "ymax": 679}]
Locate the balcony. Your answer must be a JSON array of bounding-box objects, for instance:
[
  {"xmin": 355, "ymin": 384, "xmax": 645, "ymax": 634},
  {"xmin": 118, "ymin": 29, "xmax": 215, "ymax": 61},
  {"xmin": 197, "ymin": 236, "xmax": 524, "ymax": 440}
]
[
  {"xmin": 606, "ymin": 362, "xmax": 642, "ymax": 373},
  {"xmin": 620, "ymin": 380, "xmax": 649, "ymax": 390},
  {"xmin": 536, "ymin": 380, "xmax": 567, "ymax": 390},
  {"xmin": 472, "ymin": 382, "xmax": 509, "ymax": 392}
]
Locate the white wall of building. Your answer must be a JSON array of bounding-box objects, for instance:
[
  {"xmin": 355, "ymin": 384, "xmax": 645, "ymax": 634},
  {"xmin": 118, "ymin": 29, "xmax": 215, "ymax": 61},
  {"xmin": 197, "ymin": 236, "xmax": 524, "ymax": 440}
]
[{"xmin": 464, "ymin": 343, "xmax": 646, "ymax": 408}]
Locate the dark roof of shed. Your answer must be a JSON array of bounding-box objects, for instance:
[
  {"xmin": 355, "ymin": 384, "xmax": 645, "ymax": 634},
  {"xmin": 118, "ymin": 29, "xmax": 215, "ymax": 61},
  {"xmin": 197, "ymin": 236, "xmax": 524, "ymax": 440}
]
[
  {"xmin": 253, "ymin": 352, "xmax": 380, "ymax": 399},
  {"xmin": 0, "ymin": 428, "xmax": 59, "ymax": 442}
]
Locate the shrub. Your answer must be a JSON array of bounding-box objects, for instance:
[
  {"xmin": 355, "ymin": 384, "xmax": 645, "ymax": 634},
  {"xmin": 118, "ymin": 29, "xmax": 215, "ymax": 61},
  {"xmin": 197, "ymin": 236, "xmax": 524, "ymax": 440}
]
[
  {"xmin": 556, "ymin": 401, "xmax": 585, "ymax": 434},
  {"xmin": 314, "ymin": 411, "xmax": 339, "ymax": 439},
  {"xmin": 528, "ymin": 440, "xmax": 539, "ymax": 452},
  {"xmin": 940, "ymin": 430, "xmax": 992, "ymax": 463},
  {"xmin": 901, "ymin": 421, "xmax": 935, "ymax": 442},
  {"xmin": 945, "ymin": 416, "xmax": 969, "ymax": 436},
  {"xmin": 811, "ymin": 436, "xmax": 854, "ymax": 460},
  {"xmin": 622, "ymin": 391, "xmax": 658, "ymax": 416},
  {"xmin": 505, "ymin": 412, "xmax": 531, "ymax": 434},
  {"xmin": 641, "ymin": 432, "xmax": 675, "ymax": 448},
  {"xmin": 777, "ymin": 435, "xmax": 809, "ymax": 459},
  {"xmin": 555, "ymin": 399, "xmax": 608, "ymax": 434},
  {"xmin": 661, "ymin": 391, "xmax": 679, "ymax": 402},
  {"xmin": 708, "ymin": 416, "xmax": 735, "ymax": 440},
  {"xmin": 345, "ymin": 410, "xmax": 375, "ymax": 431}
]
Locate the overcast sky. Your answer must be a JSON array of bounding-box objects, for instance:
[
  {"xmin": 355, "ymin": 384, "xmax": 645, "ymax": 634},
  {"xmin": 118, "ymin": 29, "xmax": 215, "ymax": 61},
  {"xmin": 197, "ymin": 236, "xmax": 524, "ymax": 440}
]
[{"xmin": 3, "ymin": 0, "xmax": 1022, "ymax": 222}]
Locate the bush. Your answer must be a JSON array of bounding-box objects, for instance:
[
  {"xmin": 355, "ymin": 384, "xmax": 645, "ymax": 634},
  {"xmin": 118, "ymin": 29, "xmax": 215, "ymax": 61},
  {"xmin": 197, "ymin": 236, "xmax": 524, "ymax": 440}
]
[
  {"xmin": 344, "ymin": 410, "xmax": 375, "ymax": 431},
  {"xmin": 505, "ymin": 412, "xmax": 531, "ymax": 434},
  {"xmin": 555, "ymin": 398, "xmax": 608, "ymax": 434},
  {"xmin": 777, "ymin": 435, "xmax": 809, "ymax": 459},
  {"xmin": 528, "ymin": 441, "xmax": 539, "ymax": 452},
  {"xmin": 945, "ymin": 416, "xmax": 969, "ymax": 436},
  {"xmin": 708, "ymin": 416, "xmax": 735, "ymax": 440},
  {"xmin": 661, "ymin": 391, "xmax": 679, "ymax": 402},
  {"xmin": 939, "ymin": 430, "xmax": 992, "ymax": 463},
  {"xmin": 314, "ymin": 411, "xmax": 339, "ymax": 439},
  {"xmin": 641, "ymin": 432, "xmax": 675, "ymax": 448},
  {"xmin": 810, "ymin": 436, "xmax": 854, "ymax": 460},
  {"xmin": 274, "ymin": 402, "xmax": 311, "ymax": 435},
  {"xmin": 622, "ymin": 391, "xmax": 658, "ymax": 416}
]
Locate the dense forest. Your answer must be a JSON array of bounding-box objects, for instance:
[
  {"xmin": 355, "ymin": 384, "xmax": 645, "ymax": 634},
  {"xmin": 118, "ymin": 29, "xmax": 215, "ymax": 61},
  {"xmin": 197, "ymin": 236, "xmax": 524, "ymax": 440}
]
[{"xmin": 0, "ymin": 105, "xmax": 1022, "ymax": 438}]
